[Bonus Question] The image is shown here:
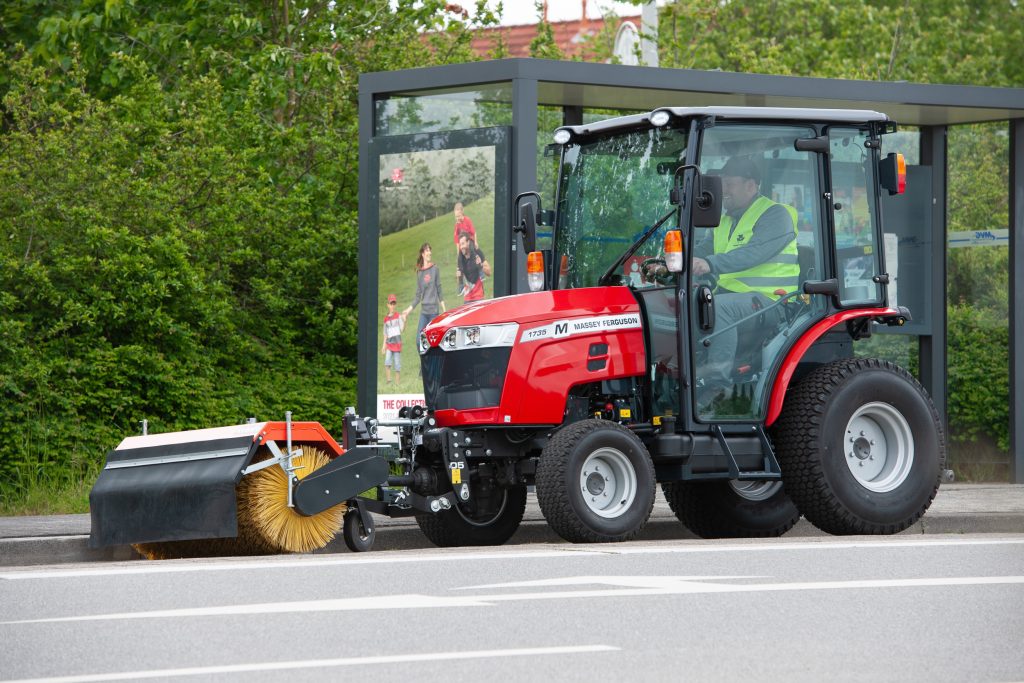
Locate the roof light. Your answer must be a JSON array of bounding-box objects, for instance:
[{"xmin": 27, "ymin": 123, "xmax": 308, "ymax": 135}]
[
  {"xmin": 650, "ymin": 110, "xmax": 671, "ymax": 127},
  {"xmin": 527, "ymin": 251, "xmax": 545, "ymax": 292},
  {"xmin": 553, "ymin": 129, "xmax": 572, "ymax": 145},
  {"xmin": 664, "ymin": 230, "xmax": 683, "ymax": 272}
]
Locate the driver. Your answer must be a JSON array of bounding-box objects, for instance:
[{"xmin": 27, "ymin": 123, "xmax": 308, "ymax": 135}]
[{"xmin": 693, "ymin": 156, "xmax": 799, "ymax": 410}]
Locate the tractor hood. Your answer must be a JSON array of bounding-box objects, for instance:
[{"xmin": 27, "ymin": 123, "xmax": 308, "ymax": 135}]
[{"xmin": 421, "ymin": 286, "xmax": 640, "ymax": 349}]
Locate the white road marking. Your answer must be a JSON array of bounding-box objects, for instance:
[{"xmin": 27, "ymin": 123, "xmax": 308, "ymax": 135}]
[
  {"xmin": 2, "ymin": 537, "xmax": 1022, "ymax": 581},
  {"xmin": 4, "ymin": 575, "xmax": 1022, "ymax": 625},
  {"xmin": 0, "ymin": 644, "xmax": 619, "ymax": 683}
]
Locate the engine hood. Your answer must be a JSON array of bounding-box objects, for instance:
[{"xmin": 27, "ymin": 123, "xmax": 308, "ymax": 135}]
[{"xmin": 421, "ymin": 287, "xmax": 640, "ymax": 347}]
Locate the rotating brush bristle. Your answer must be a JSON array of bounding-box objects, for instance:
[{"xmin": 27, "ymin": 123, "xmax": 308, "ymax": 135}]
[{"xmin": 133, "ymin": 445, "xmax": 346, "ymax": 559}]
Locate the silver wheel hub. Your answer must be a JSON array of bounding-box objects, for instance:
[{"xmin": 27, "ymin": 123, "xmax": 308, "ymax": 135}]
[
  {"xmin": 730, "ymin": 480, "xmax": 783, "ymax": 502},
  {"xmin": 579, "ymin": 447, "xmax": 637, "ymax": 519},
  {"xmin": 844, "ymin": 402, "xmax": 915, "ymax": 493}
]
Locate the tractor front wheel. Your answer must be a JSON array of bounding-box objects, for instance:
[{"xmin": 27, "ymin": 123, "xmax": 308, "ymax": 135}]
[
  {"xmin": 416, "ymin": 484, "xmax": 527, "ymax": 547},
  {"xmin": 536, "ymin": 419, "xmax": 655, "ymax": 543},
  {"xmin": 773, "ymin": 358, "xmax": 944, "ymax": 535}
]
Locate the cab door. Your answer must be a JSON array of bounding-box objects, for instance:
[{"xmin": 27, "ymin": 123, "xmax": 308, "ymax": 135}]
[{"xmin": 689, "ymin": 123, "xmax": 829, "ymax": 422}]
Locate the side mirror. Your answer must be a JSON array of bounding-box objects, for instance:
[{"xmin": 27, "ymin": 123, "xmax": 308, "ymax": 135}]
[
  {"xmin": 693, "ymin": 174, "xmax": 722, "ymax": 228},
  {"xmin": 513, "ymin": 191, "xmax": 540, "ymax": 254}
]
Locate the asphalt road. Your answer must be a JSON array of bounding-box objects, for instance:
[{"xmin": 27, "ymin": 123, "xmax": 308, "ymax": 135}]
[{"xmin": 2, "ymin": 535, "xmax": 1024, "ymax": 682}]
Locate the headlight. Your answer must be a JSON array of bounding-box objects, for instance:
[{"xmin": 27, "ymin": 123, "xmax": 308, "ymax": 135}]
[
  {"xmin": 426, "ymin": 323, "xmax": 519, "ymax": 352},
  {"xmin": 443, "ymin": 328, "xmax": 457, "ymax": 350}
]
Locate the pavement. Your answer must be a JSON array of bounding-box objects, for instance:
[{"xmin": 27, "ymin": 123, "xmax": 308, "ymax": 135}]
[{"xmin": 1, "ymin": 483, "xmax": 1022, "ymax": 567}]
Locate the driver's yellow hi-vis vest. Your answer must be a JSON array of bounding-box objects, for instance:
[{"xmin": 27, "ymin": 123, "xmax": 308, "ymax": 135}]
[{"xmin": 713, "ymin": 195, "xmax": 799, "ymax": 298}]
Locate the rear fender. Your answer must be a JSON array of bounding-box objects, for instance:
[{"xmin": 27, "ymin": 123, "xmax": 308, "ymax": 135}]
[{"xmin": 765, "ymin": 308, "xmax": 898, "ymax": 426}]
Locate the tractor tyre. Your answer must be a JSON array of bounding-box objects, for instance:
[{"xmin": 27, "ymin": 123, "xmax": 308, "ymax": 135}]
[
  {"xmin": 536, "ymin": 419, "xmax": 655, "ymax": 543},
  {"xmin": 772, "ymin": 358, "xmax": 944, "ymax": 535},
  {"xmin": 661, "ymin": 480, "xmax": 800, "ymax": 538},
  {"xmin": 415, "ymin": 484, "xmax": 527, "ymax": 547}
]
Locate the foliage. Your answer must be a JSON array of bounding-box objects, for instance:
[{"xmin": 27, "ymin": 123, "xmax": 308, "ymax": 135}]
[
  {"xmin": 947, "ymin": 304, "xmax": 1010, "ymax": 452},
  {"xmin": 625, "ymin": 0, "xmax": 1024, "ymax": 88},
  {"xmin": 0, "ymin": 1, "xmax": 499, "ymax": 501}
]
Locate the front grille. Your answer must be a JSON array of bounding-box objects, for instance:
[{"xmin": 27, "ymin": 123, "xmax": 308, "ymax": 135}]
[{"xmin": 421, "ymin": 347, "xmax": 512, "ymax": 411}]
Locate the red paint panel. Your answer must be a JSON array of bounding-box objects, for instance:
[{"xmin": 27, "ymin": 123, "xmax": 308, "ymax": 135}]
[
  {"xmin": 506, "ymin": 328, "xmax": 646, "ymax": 424},
  {"xmin": 764, "ymin": 308, "xmax": 896, "ymax": 427},
  {"xmin": 428, "ymin": 287, "xmax": 647, "ymax": 427}
]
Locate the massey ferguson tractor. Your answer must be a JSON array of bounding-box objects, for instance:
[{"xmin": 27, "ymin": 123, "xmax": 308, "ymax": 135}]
[{"xmin": 90, "ymin": 106, "xmax": 945, "ymax": 558}]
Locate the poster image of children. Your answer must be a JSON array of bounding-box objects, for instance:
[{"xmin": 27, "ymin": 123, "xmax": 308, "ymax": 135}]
[
  {"xmin": 376, "ymin": 147, "xmax": 496, "ymax": 397},
  {"xmin": 457, "ymin": 231, "xmax": 491, "ymax": 302},
  {"xmin": 402, "ymin": 242, "xmax": 446, "ymax": 339},
  {"xmin": 381, "ymin": 293, "xmax": 404, "ymax": 385},
  {"xmin": 453, "ymin": 201, "xmax": 477, "ymax": 291}
]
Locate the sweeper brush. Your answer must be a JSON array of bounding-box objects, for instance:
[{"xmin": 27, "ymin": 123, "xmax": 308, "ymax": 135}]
[
  {"xmin": 132, "ymin": 446, "xmax": 346, "ymax": 559},
  {"xmin": 90, "ymin": 414, "xmax": 391, "ymax": 559}
]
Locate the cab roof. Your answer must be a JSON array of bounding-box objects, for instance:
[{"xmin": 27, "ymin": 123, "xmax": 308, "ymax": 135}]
[{"xmin": 557, "ymin": 106, "xmax": 891, "ymax": 140}]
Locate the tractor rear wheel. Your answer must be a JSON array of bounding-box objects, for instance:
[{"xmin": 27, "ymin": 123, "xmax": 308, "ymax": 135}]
[
  {"xmin": 536, "ymin": 419, "xmax": 655, "ymax": 543},
  {"xmin": 416, "ymin": 484, "xmax": 527, "ymax": 547},
  {"xmin": 773, "ymin": 358, "xmax": 944, "ymax": 535},
  {"xmin": 661, "ymin": 480, "xmax": 800, "ymax": 538}
]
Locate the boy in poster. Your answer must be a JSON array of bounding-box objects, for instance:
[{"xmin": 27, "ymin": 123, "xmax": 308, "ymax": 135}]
[{"xmin": 381, "ymin": 293, "xmax": 404, "ymax": 385}]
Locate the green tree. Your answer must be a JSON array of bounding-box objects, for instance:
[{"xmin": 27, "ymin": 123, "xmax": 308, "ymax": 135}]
[{"xmin": 0, "ymin": 1, "xmax": 500, "ymax": 508}]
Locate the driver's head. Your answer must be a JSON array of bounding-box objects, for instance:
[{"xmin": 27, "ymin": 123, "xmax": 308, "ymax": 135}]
[{"xmin": 717, "ymin": 157, "xmax": 761, "ymax": 214}]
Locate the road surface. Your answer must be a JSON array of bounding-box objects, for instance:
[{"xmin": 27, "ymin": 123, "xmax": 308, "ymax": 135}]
[{"xmin": 2, "ymin": 535, "xmax": 1023, "ymax": 682}]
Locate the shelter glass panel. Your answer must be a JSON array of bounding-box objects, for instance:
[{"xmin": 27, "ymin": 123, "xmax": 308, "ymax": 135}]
[
  {"xmin": 363, "ymin": 128, "xmax": 510, "ymax": 430},
  {"xmin": 374, "ymin": 83, "xmax": 512, "ymax": 136},
  {"xmin": 946, "ymin": 122, "xmax": 1010, "ymax": 481}
]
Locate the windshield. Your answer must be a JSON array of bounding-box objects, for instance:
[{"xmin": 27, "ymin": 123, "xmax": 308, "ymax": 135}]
[{"xmin": 554, "ymin": 126, "xmax": 689, "ymax": 289}]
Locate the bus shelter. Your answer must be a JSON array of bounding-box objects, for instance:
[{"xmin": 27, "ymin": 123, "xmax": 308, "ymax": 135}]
[{"xmin": 357, "ymin": 58, "xmax": 1024, "ymax": 482}]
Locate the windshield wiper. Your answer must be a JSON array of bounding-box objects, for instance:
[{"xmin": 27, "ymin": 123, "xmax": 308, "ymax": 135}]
[{"xmin": 598, "ymin": 207, "xmax": 678, "ymax": 286}]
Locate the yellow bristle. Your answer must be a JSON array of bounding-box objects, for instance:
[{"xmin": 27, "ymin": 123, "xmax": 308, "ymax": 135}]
[{"xmin": 238, "ymin": 445, "xmax": 347, "ymax": 553}]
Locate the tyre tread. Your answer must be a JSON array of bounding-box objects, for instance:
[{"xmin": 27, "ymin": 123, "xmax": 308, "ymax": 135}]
[
  {"xmin": 773, "ymin": 357, "xmax": 944, "ymax": 535},
  {"xmin": 536, "ymin": 419, "xmax": 655, "ymax": 543}
]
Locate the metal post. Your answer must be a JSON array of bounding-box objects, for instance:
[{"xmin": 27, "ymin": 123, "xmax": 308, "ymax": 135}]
[
  {"xmin": 511, "ymin": 77, "xmax": 539, "ymax": 295},
  {"xmin": 918, "ymin": 126, "xmax": 947, "ymax": 427},
  {"xmin": 357, "ymin": 84, "xmax": 376, "ymax": 417},
  {"xmin": 1010, "ymin": 119, "xmax": 1024, "ymax": 483}
]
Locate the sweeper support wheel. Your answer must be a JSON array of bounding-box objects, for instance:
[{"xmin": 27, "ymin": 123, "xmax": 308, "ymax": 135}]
[{"xmin": 133, "ymin": 445, "xmax": 346, "ymax": 559}]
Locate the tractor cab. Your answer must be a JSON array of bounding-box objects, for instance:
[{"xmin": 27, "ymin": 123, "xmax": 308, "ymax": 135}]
[{"xmin": 534, "ymin": 107, "xmax": 907, "ymax": 427}]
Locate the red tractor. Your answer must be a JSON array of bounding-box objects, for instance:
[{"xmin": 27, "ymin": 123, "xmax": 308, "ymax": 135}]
[{"xmin": 90, "ymin": 107, "xmax": 945, "ymax": 555}]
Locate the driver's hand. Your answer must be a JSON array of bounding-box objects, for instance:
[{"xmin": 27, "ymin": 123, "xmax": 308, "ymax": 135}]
[{"xmin": 691, "ymin": 257, "xmax": 711, "ymax": 277}]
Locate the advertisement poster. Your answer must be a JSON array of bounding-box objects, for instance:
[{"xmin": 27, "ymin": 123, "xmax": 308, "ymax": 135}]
[{"xmin": 376, "ymin": 145, "xmax": 498, "ymax": 416}]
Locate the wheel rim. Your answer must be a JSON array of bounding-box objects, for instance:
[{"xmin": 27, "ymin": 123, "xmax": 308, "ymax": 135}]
[
  {"xmin": 729, "ymin": 480, "xmax": 783, "ymax": 502},
  {"xmin": 455, "ymin": 488, "xmax": 509, "ymax": 527},
  {"xmin": 843, "ymin": 402, "xmax": 915, "ymax": 493},
  {"xmin": 579, "ymin": 447, "xmax": 637, "ymax": 519}
]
